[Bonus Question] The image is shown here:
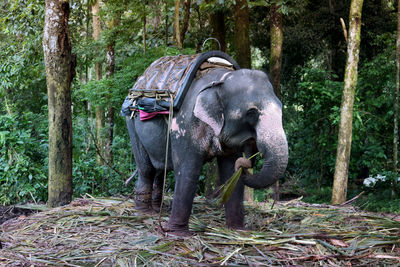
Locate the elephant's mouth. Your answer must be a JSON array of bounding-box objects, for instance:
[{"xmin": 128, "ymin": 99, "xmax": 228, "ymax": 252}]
[
  {"xmin": 218, "ymin": 133, "xmax": 234, "ymax": 150},
  {"xmin": 219, "ymin": 134, "xmax": 257, "ymax": 154},
  {"xmin": 219, "ymin": 141, "xmax": 237, "ymax": 154},
  {"xmin": 220, "ymin": 138, "xmax": 258, "ymax": 160},
  {"xmin": 240, "ymin": 138, "xmax": 258, "ymax": 157}
]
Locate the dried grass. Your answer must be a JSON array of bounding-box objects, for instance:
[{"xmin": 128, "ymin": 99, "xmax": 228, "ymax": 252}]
[{"xmin": 1, "ymin": 194, "xmax": 399, "ymax": 266}]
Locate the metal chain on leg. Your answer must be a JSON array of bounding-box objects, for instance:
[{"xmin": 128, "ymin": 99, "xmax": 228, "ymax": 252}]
[{"xmin": 158, "ymin": 93, "xmax": 174, "ymax": 233}]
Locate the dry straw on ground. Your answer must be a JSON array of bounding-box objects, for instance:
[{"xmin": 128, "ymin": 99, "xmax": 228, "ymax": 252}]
[{"xmin": 1, "ymin": 195, "xmax": 399, "ymax": 266}]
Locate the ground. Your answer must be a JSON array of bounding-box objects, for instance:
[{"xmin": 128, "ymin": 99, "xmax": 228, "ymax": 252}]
[{"xmin": 0, "ymin": 196, "xmax": 399, "ymax": 266}]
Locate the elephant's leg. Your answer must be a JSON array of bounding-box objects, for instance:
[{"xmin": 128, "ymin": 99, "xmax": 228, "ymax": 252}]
[
  {"xmin": 218, "ymin": 155, "xmax": 245, "ymax": 229},
  {"xmin": 167, "ymin": 156, "xmax": 204, "ymax": 235},
  {"xmin": 152, "ymin": 170, "xmax": 164, "ymax": 212},
  {"xmin": 126, "ymin": 116, "xmax": 156, "ymax": 214}
]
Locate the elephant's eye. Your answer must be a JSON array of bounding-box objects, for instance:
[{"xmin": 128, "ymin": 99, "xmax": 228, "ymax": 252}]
[
  {"xmin": 246, "ymin": 108, "xmax": 259, "ymax": 125},
  {"xmin": 247, "ymin": 108, "xmax": 259, "ymax": 117}
]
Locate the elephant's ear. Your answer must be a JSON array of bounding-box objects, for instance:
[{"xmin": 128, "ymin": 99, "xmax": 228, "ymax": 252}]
[{"xmin": 193, "ymin": 86, "xmax": 224, "ymax": 137}]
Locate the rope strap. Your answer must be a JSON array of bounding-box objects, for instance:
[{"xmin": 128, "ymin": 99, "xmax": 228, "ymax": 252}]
[{"xmin": 158, "ymin": 92, "xmax": 174, "ymax": 233}]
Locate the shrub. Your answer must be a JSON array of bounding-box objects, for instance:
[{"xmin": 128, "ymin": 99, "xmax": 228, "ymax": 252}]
[{"xmin": 0, "ymin": 112, "xmax": 47, "ymax": 204}]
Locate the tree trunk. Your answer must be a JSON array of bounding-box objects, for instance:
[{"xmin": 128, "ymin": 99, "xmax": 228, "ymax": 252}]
[
  {"xmin": 143, "ymin": 4, "xmax": 147, "ymax": 55},
  {"xmin": 234, "ymin": 0, "xmax": 252, "ymax": 200},
  {"xmin": 329, "ymin": 0, "xmax": 335, "ymax": 14},
  {"xmin": 92, "ymin": 0, "xmax": 102, "ymax": 77},
  {"xmin": 4, "ymin": 96, "xmax": 13, "ymax": 116},
  {"xmin": 104, "ymin": 14, "xmax": 119, "ymax": 165},
  {"xmin": 180, "ymin": 0, "xmax": 191, "ymax": 45},
  {"xmin": 43, "ymin": 0, "xmax": 74, "ymax": 207},
  {"xmin": 152, "ymin": 0, "xmax": 162, "ymax": 30},
  {"xmin": 269, "ymin": 4, "xmax": 284, "ymax": 202},
  {"xmin": 165, "ymin": 1, "xmax": 169, "ymax": 46},
  {"xmin": 95, "ymin": 108, "xmax": 104, "ymax": 164},
  {"xmin": 332, "ymin": 0, "xmax": 364, "ymax": 205},
  {"xmin": 393, "ymin": 0, "xmax": 400, "ymax": 198},
  {"xmin": 195, "ymin": 4, "xmax": 203, "ymax": 52},
  {"xmin": 205, "ymin": 159, "xmax": 219, "ymax": 199},
  {"xmin": 173, "ymin": 0, "xmax": 182, "ymax": 49},
  {"xmin": 270, "ymin": 4, "xmax": 283, "ymax": 99},
  {"xmin": 210, "ymin": 9, "xmax": 226, "ymax": 52},
  {"xmin": 234, "ymin": 0, "xmax": 251, "ymax": 68},
  {"xmin": 92, "ymin": 0, "xmax": 104, "ymax": 165},
  {"xmin": 105, "ymin": 24, "xmax": 117, "ymax": 78},
  {"xmin": 244, "ymin": 186, "xmax": 254, "ymax": 203}
]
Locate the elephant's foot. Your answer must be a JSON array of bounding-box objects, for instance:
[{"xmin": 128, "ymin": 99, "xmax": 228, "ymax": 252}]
[
  {"xmin": 226, "ymin": 222, "xmax": 246, "ymax": 231},
  {"xmin": 167, "ymin": 230, "xmax": 194, "ymax": 237},
  {"xmin": 225, "ymin": 214, "xmax": 245, "ymax": 230},
  {"xmin": 134, "ymin": 190, "xmax": 154, "ymax": 214},
  {"xmin": 165, "ymin": 224, "xmax": 193, "ymax": 237},
  {"xmin": 166, "ymin": 221, "xmax": 193, "ymax": 237}
]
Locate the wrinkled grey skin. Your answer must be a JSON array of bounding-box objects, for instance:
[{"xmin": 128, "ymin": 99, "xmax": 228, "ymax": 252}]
[{"xmin": 126, "ymin": 68, "xmax": 288, "ymax": 235}]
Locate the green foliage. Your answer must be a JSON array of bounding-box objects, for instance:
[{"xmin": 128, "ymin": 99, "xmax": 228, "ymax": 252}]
[
  {"xmin": 284, "ymin": 41, "xmax": 397, "ymax": 209},
  {"xmin": 285, "ymin": 65, "xmax": 343, "ymax": 190},
  {"xmin": 74, "ymin": 47, "xmax": 168, "ymax": 110},
  {"xmin": 248, "ymin": 0, "xmax": 308, "ymax": 15},
  {"xmin": 0, "ymin": 0, "xmax": 47, "ymax": 114},
  {"xmin": 254, "ymin": 188, "xmax": 272, "ymax": 202},
  {"xmin": 302, "ymin": 187, "xmax": 333, "ymax": 204},
  {"xmin": 0, "ymin": 0, "xmax": 48, "ymax": 204},
  {"xmin": 354, "ymin": 51, "xmax": 395, "ymax": 174},
  {"xmin": 71, "ymin": 115, "xmax": 135, "ymax": 198},
  {"xmin": 0, "ymin": 113, "xmax": 48, "ymax": 205},
  {"xmin": 357, "ymin": 192, "xmax": 400, "ymax": 213}
]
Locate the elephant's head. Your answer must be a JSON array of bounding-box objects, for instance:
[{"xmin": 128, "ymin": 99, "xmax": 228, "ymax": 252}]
[{"xmin": 194, "ymin": 69, "xmax": 288, "ymax": 189}]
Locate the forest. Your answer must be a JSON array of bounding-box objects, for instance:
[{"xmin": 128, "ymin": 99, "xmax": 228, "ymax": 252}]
[
  {"xmin": 3, "ymin": 0, "xmax": 400, "ymax": 265},
  {"xmin": 1, "ymin": 0, "xmax": 400, "ymax": 213}
]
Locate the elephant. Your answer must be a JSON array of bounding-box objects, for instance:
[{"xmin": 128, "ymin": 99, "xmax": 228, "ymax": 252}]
[{"xmin": 125, "ymin": 67, "xmax": 288, "ymax": 236}]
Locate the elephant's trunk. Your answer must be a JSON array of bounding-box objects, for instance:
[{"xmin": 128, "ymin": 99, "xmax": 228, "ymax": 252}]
[{"xmin": 242, "ymin": 106, "xmax": 288, "ymax": 189}]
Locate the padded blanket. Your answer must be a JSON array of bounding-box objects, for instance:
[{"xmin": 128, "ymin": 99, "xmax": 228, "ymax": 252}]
[{"xmin": 132, "ymin": 54, "xmax": 199, "ymax": 96}]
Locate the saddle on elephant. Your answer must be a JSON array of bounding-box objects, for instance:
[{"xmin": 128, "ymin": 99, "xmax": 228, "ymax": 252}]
[{"xmin": 121, "ymin": 50, "xmax": 240, "ymax": 120}]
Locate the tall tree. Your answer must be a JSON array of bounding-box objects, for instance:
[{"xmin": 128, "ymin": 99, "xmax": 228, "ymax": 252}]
[
  {"xmin": 143, "ymin": 3, "xmax": 147, "ymax": 54},
  {"xmin": 332, "ymin": 0, "xmax": 364, "ymax": 205},
  {"xmin": 210, "ymin": 9, "xmax": 226, "ymax": 52},
  {"xmin": 104, "ymin": 12, "xmax": 120, "ymax": 165},
  {"xmin": 173, "ymin": 0, "xmax": 182, "ymax": 48},
  {"xmin": 180, "ymin": 0, "xmax": 191, "ymax": 44},
  {"xmin": 269, "ymin": 3, "xmax": 284, "ymax": 201},
  {"xmin": 165, "ymin": 0, "xmax": 169, "ymax": 46},
  {"xmin": 92, "ymin": 0, "xmax": 104, "ymax": 165},
  {"xmin": 43, "ymin": 0, "xmax": 74, "ymax": 207},
  {"xmin": 234, "ymin": 0, "xmax": 252, "ymax": 201},
  {"xmin": 270, "ymin": 3, "xmax": 283, "ymax": 99},
  {"xmin": 234, "ymin": 0, "xmax": 251, "ymax": 68},
  {"xmin": 393, "ymin": 0, "xmax": 400, "ymax": 198}
]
